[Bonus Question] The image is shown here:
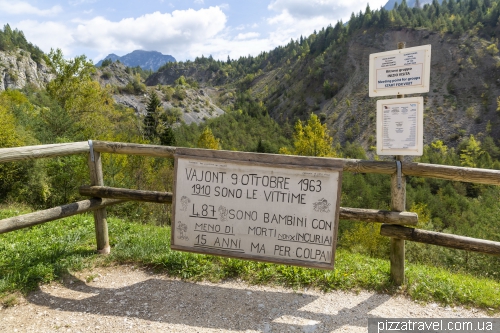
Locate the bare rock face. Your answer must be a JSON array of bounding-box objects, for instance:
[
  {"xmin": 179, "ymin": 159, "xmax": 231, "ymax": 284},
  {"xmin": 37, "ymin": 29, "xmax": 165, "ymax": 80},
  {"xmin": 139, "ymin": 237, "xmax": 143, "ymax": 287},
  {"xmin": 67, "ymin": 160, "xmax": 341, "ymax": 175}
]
[{"xmin": 0, "ymin": 50, "xmax": 54, "ymax": 91}]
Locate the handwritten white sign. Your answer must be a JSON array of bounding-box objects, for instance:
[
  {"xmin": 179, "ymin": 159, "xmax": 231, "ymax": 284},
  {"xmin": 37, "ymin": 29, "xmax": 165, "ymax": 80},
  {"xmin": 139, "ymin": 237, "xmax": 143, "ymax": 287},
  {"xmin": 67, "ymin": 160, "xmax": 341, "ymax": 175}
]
[
  {"xmin": 172, "ymin": 151, "xmax": 342, "ymax": 269},
  {"xmin": 369, "ymin": 45, "xmax": 431, "ymax": 97}
]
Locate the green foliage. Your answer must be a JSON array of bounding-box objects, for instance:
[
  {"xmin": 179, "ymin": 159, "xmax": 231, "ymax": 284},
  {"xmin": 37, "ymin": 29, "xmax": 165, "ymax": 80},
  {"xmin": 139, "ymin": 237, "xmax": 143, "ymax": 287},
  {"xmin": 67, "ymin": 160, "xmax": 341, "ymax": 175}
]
[
  {"xmin": 280, "ymin": 113, "xmax": 336, "ymax": 157},
  {"xmin": 0, "ymin": 48, "xmax": 147, "ymax": 207},
  {"xmin": 322, "ymin": 80, "xmax": 338, "ymax": 99},
  {"xmin": 124, "ymin": 65, "xmax": 152, "ymax": 80},
  {"xmin": 120, "ymin": 74, "xmax": 147, "ymax": 95},
  {"xmin": 101, "ymin": 71, "xmax": 112, "ymax": 79},
  {"xmin": 197, "ymin": 127, "xmax": 220, "ymax": 149},
  {"xmin": 174, "ymin": 102, "xmax": 290, "ymax": 153},
  {"xmin": 161, "ymin": 85, "xmax": 175, "ymax": 101},
  {"xmin": 142, "ymin": 91, "xmax": 179, "ymax": 146},
  {"xmin": 0, "ymin": 24, "xmax": 44, "ymax": 63},
  {"xmin": 144, "ymin": 91, "xmax": 161, "ymax": 140},
  {"xmin": 341, "ymin": 222, "xmax": 390, "ymax": 258},
  {"xmin": 100, "ymin": 58, "xmax": 113, "ymax": 67},
  {"xmin": 0, "ymin": 99, "xmax": 31, "ymax": 199},
  {"xmin": 460, "ymin": 135, "xmax": 484, "ymax": 167},
  {"xmin": 46, "ymin": 48, "xmax": 95, "ymax": 103},
  {"xmin": 486, "ymin": 43, "xmax": 499, "ymax": 55},
  {"xmin": 173, "ymin": 86, "xmax": 187, "ymax": 100}
]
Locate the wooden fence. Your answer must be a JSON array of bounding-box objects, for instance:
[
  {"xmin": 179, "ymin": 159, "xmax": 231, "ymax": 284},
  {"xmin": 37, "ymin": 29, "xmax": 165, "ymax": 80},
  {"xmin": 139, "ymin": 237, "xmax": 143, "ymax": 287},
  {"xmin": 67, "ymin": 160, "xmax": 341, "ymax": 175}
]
[{"xmin": 1, "ymin": 140, "xmax": 500, "ymax": 284}]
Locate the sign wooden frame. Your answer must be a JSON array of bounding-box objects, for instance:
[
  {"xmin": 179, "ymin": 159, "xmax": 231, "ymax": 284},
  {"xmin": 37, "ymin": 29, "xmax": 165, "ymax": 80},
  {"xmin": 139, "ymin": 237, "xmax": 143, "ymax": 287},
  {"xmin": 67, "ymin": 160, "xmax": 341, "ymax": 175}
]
[
  {"xmin": 369, "ymin": 45, "xmax": 431, "ymax": 97},
  {"xmin": 376, "ymin": 97, "xmax": 424, "ymax": 156},
  {"xmin": 172, "ymin": 148, "xmax": 343, "ymax": 270}
]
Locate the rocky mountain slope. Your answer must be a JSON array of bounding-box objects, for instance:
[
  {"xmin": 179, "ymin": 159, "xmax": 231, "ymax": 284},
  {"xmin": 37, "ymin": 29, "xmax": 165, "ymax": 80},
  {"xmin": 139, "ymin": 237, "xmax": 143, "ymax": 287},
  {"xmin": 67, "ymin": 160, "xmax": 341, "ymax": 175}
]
[
  {"xmin": 149, "ymin": 27, "xmax": 500, "ymax": 151},
  {"xmin": 0, "ymin": 49, "xmax": 53, "ymax": 91},
  {"xmin": 95, "ymin": 61, "xmax": 224, "ymax": 124},
  {"xmin": 325, "ymin": 28, "xmax": 499, "ymax": 150}
]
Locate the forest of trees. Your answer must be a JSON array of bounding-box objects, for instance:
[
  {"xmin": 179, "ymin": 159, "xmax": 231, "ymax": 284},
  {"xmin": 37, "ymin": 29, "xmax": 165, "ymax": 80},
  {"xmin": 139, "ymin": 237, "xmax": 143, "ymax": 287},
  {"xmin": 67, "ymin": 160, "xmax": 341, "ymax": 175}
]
[
  {"xmin": 0, "ymin": 24, "xmax": 44, "ymax": 63},
  {"xmin": 158, "ymin": 0, "xmax": 500, "ymax": 83},
  {"xmin": 1, "ymin": 0, "xmax": 500, "ymax": 281}
]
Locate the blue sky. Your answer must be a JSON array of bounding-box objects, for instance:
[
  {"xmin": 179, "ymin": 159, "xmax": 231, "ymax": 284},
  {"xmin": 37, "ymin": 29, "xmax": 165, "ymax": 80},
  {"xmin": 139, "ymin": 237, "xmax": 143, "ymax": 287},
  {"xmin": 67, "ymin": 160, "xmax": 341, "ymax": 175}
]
[{"xmin": 0, "ymin": 0, "xmax": 388, "ymax": 63}]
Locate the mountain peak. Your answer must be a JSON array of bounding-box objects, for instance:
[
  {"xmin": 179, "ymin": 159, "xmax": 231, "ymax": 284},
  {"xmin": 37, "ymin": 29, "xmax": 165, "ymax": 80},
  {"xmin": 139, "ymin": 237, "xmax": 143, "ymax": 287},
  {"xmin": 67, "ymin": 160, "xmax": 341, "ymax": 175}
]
[{"xmin": 96, "ymin": 50, "xmax": 176, "ymax": 71}]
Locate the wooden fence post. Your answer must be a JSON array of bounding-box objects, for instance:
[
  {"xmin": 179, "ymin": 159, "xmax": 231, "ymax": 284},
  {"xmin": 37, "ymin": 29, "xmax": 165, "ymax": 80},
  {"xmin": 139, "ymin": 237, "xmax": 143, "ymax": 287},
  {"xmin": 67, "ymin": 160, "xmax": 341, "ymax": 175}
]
[
  {"xmin": 389, "ymin": 41, "xmax": 407, "ymax": 285},
  {"xmin": 390, "ymin": 156, "xmax": 406, "ymax": 285},
  {"xmin": 88, "ymin": 141, "xmax": 110, "ymax": 254}
]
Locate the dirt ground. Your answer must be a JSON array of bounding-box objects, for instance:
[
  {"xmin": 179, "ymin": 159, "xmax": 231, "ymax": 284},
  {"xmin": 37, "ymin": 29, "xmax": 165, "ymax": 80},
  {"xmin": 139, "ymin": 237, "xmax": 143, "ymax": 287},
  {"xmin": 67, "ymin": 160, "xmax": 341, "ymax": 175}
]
[{"xmin": 1, "ymin": 265, "xmax": 497, "ymax": 333}]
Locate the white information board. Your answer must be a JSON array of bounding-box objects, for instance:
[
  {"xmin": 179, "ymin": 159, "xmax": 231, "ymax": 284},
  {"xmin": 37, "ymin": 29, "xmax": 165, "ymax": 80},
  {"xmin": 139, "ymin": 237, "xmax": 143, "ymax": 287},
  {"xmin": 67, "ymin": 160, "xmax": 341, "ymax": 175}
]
[
  {"xmin": 172, "ymin": 149, "xmax": 342, "ymax": 269},
  {"xmin": 369, "ymin": 45, "xmax": 431, "ymax": 97},
  {"xmin": 376, "ymin": 97, "xmax": 424, "ymax": 156}
]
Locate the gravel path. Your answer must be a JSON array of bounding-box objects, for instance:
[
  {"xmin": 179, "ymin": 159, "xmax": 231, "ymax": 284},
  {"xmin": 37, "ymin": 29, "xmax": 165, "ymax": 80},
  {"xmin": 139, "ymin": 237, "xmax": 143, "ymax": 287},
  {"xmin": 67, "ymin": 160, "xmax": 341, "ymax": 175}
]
[{"xmin": 1, "ymin": 265, "xmax": 497, "ymax": 333}]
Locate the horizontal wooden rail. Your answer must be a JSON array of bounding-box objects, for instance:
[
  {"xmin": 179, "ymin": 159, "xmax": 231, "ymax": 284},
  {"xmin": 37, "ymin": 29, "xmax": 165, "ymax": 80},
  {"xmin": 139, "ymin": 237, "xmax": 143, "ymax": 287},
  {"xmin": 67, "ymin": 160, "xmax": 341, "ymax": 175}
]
[
  {"xmin": 403, "ymin": 163, "xmax": 500, "ymax": 186},
  {"xmin": 0, "ymin": 198, "xmax": 125, "ymax": 234},
  {"xmin": 79, "ymin": 185, "xmax": 173, "ymax": 203},
  {"xmin": 0, "ymin": 141, "xmax": 89, "ymax": 163},
  {"xmin": 79, "ymin": 186, "xmax": 418, "ymax": 225},
  {"xmin": 1, "ymin": 141, "xmax": 499, "ymax": 185},
  {"xmin": 93, "ymin": 141, "xmax": 176, "ymax": 158},
  {"xmin": 92, "ymin": 141, "xmax": 500, "ymax": 185},
  {"xmin": 342, "ymin": 159, "xmax": 500, "ymax": 185},
  {"xmin": 380, "ymin": 224, "xmax": 500, "ymax": 255},
  {"xmin": 340, "ymin": 207, "xmax": 417, "ymax": 225}
]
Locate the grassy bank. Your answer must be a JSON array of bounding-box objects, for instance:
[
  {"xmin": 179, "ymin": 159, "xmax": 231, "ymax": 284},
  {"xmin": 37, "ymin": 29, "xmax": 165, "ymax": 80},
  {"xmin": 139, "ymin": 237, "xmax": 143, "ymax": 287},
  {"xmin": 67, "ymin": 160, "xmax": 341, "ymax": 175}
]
[{"xmin": 1, "ymin": 207, "xmax": 499, "ymax": 311}]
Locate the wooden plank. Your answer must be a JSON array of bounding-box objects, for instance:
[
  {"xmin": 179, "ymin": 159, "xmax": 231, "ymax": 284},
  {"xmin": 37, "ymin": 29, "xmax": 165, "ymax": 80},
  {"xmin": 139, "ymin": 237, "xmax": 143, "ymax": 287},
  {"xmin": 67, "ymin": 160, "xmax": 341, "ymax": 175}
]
[
  {"xmin": 80, "ymin": 186, "xmax": 417, "ymax": 225},
  {"xmin": 92, "ymin": 141, "xmax": 176, "ymax": 158},
  {"xmin": 88, "ymin": 152, "xmax": 111, "ymax": 254},
  {"xmin": 0, "ymin": 198, "xmax": 125, "ymax": 234},
  {"xmin": 0, "ymin": 142, "xmax": 89, "ymax": 163},
  {"xmin": 4, "ymin": 141, "xmax": 497, "ymax": 186},
  {"xmin": 380, "ymin": 224, "xmax": 500, "ymax": 255},
  {"xmin": 172, "ymin": 153, "xmax": 342, "ymax": 269},
  {"xmin": 175, "ymin": 148, "xmax": 500, "ymax": 186},
  {"xmin": 403, "ymin": 163, "xmax": 500, "ymax": 186},
  {"xmin": 175, "ymin": 148, "xmax": 346, "ymax": 169},
  {"xmin": 339, "ymin": 207, "xmax": 417, "ymax": 226},
  {"xmin": 341, "ymin": 159, "xmax": 395, "ymax": 175},
  {"xmin": 390, "ymin": 165, "xmax": 406, "ymax": 286},
  {"xmin": 389, "ymin": 85, "xmax": 407, "ymax": 286},
  {"xmin": 79, "ymin": 185, "xmax": 173, "ymax": 203}
]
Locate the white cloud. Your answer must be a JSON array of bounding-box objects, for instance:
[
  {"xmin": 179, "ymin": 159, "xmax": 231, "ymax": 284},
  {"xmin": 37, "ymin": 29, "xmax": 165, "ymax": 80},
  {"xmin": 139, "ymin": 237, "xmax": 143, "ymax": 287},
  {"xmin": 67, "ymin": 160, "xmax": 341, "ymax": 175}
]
[
  {"xmin": 5, "ymin": 1, "xmax": 387, "ymax": 63},
  {"xmin": 71, "ymin": 7, "xmax": 227, "ymax": 59},
  {"xmin": 265, "ymin": 0, "xmax": 388, "ymax": 49},
  {"xmin": 194, "ymin": 0, "xmax": 204, "ymax": 4},
  {"xmin": 235, "ymin": 32, "xmax": 260, "ymax": 40},
  {"xmin": 0, "ymin": 1, "xmax": 62, "ymax": 16},
  {"xmin": 17, "ymin": 20, "xmax": 75, "ymax": 54},
  {"xmin": 268, "ymin": 0, "xmax": 386, "ymax": 22},
  {"xmin": 69, "ymin": 0, "xmax": 98, "ymax": 5}
]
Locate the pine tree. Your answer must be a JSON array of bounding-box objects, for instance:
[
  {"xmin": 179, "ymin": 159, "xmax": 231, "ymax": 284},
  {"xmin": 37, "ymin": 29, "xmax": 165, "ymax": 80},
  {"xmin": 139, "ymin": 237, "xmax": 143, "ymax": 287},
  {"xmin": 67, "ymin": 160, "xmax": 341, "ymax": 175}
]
[
  {"xmin": 144, "ymin": 91, "xmax": 161, "ymax": 140},
  {"xmin": 160, "ymin": 126, "xmax": 176, "ymax": 146}
]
